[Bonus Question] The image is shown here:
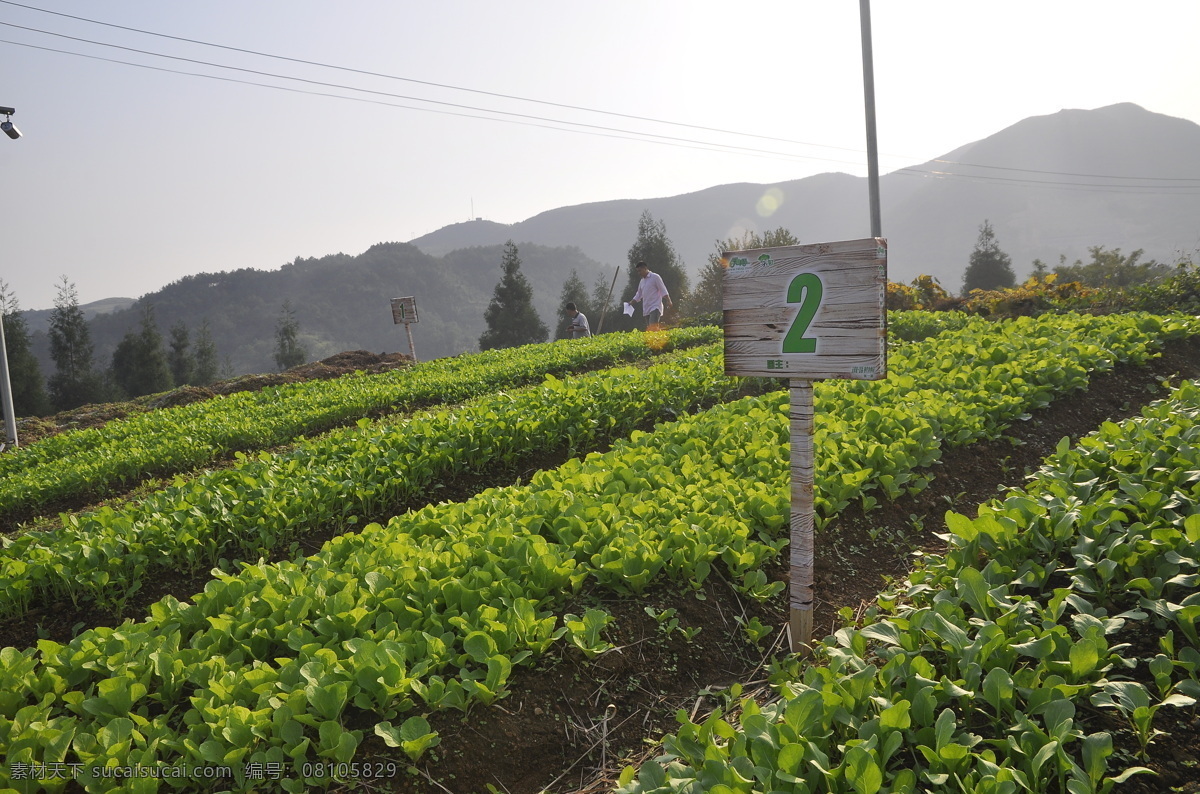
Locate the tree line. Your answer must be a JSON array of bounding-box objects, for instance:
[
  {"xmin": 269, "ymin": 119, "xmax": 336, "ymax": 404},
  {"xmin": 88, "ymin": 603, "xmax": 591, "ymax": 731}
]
[
  {"xmin": 892, "ymin": 220, "xmax": 1196, "ymax": 317},
  {"xmin": 477, "ymin": 210, "xmax": 694, "ymax": 348},
  {"xmin": 1, "ymin": 277, "xmax": 312, "ymax": 418},
  {"xmin": 961, "ymin": 219, "xmax": 1178, "ymax": 294}
]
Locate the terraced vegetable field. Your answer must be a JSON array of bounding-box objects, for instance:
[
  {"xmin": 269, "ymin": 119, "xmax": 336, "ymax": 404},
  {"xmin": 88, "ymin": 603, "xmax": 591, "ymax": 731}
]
[
  {"xmin": 1, "ymin": 313, "xmax": 1198, "ymax": 793},
  {"xmin": 616, "ymin": 374, "xmax": 1200, "ymax": 794},
  {"xmin": 0, "ymin": 327, "xmax": 721, "ymax": 528}
]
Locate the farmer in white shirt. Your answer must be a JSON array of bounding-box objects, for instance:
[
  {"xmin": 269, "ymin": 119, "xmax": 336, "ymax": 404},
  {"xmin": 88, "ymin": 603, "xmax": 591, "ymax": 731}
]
[{"xmin": 629, "ymin": 261, "xmax": 673, "ymax": 329}]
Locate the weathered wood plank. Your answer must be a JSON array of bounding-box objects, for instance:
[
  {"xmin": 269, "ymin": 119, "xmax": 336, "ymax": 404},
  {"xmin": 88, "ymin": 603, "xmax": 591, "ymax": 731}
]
[
  {"xmin": 790, "ymin": 380, "xmax": 815, "ymax": 655},
  {"xmin": 723, "ymin": 238, "xmax": 886, "ymax": 379},
  {"xmin": 390, "ymin": 296, "xmax": 419, "ymax": 325}
]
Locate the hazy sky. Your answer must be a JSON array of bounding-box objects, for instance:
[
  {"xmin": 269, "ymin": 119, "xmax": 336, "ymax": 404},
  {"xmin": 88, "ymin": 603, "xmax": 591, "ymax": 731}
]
[{"xmin": 2, "ymin": 0, "xmax": 1198, "ymax": 310}]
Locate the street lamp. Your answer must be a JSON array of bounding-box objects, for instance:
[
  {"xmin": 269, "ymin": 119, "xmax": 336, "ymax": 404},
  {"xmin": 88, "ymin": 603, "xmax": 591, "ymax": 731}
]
[
  {"xmin": 0, "ymin": 106, "xmax": 18, "ymax": 140},
  {"xmin": 1, "ymin": 104, "xmax": 20, "ymax": 450}
]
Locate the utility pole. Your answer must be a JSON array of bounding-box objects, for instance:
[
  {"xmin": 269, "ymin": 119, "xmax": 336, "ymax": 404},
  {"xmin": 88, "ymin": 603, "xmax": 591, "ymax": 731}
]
[
  {"xmin": 0, "ymin": 104, "xmax": 19, "ymax": 450},
  {"xmin": 859, "ymin": 0, "xmax": 882, "ymax": 237},
  {"xmin": 0, "ymin": 314, "xmax": 18, "ymax": 450}
]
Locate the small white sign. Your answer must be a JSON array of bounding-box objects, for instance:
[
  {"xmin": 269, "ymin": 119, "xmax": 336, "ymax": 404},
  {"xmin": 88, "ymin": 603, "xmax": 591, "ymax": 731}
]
[{"xmin": 390, "ymin": 296, "xmax": 418, "ymax": 325}]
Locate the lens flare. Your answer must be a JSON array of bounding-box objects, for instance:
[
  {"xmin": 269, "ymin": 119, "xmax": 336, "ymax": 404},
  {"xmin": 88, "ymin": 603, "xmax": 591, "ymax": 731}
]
[
  {"xmin": 756, "ymin": 187, "xmax": 784, "ymax": 217},
  {"xmin": 645, "ymin": 328, "xmax": 669, "ymax": 350},
  {"xmin": 725, "ymin": 220, "xmax": 756, "ymax": 244}
]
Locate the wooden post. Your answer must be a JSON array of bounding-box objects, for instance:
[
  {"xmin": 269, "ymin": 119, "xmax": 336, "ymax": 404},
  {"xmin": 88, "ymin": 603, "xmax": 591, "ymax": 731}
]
[
  {"xmin": 789, "ymin": 380, "xmax": 815, "ymax": 655},
  {"xmin": 595, "ymin": 266, "xmax": 621, "ymax": 334},
  {"xmin": 404, "ymin": 321, "xmax": 418, "ymax": 363}
]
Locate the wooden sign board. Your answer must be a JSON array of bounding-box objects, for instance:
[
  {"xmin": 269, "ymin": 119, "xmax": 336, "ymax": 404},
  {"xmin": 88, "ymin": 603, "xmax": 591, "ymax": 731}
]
[
  {"xmin": 722, "ymin": 237, "xmax": 886, "ymax": 655},
  {"xmin": 723, "ymin": 238, "xmax": 887, "ymax": 380},
  {"xmin": 390, "ymin": 296, "xmax": 418, "ymax": 325}
]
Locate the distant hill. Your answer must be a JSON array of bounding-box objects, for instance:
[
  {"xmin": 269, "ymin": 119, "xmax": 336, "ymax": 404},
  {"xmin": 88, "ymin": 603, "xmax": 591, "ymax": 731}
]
[
  {"xmin": 411, "ymin": 103, "xmax": 1200, "ymax": 291},
  {"xmin": 28, "ymin": 243, "xmax": 607, "ymax": 377},
  {"xmin": 23, "ymin": 297, "xmax": 135, "ymax": 336}
]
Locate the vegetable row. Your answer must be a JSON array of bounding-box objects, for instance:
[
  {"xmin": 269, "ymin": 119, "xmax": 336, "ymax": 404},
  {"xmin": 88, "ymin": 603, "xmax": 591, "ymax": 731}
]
[
  {"xmin": 884, "ymin": 309, "xmax": 972, "ymax": 343},
  {"xmin": 0, "ymin": 326, "xmax": 719, "ymax": 523},
  {"xmin": 0, "ymin": 343, "xmax": 752, "ymax": 620},
  {"xmin": 810, "ymin": 312, "xmax": 1195, "ymax": 524},
  {"xmin": 615, "ymin": 380, "xmax": 1200, "ymax": 794}
]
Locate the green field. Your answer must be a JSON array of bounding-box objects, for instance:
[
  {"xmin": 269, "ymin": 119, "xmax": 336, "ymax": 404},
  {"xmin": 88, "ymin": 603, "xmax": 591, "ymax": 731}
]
[{"xmin": 1, "ymin": 313, "xmax": 1198, "ymax": 793}]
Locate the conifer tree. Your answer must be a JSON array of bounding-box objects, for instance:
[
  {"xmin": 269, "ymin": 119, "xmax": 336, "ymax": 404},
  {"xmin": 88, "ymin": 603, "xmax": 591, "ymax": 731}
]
[
  {"xmin": 0, "ymin": 281, "xmax": 50, "ymax": 417},
  {"xmin": 111, "ymin": 303, "xmax": 173, "ymax": 398},
  {"xmin": 47, "ymin": 276, "xmax": 104, "ymax": 411},
  {"xmin": 167, "ymin": 321, "xmax": 196, "ymax": 387},
  {"xmin": 590, "ymin": 270, "xmax": 619, "ymax": 334},
  {"xmin": 479, "ymin": 241, "xmax": 548, "ymax": 350},
  {"xmin": 274, "ymin": 300, "xmax": 308, "ymax": 371},
  {"xmin": 618, "ymin": 211, "xmax": 689, "ymax": 330},
  {"xmin": 193, "ymin": 320, "xmax": 219, "ymax": 386},
  {"xmin": 962, "ymin": 220, "xmax": 1016, "ymax": 294}
]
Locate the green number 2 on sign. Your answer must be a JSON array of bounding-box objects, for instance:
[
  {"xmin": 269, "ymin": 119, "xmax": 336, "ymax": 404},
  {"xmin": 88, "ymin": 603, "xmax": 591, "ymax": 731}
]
[{"xmin": 782, "ymin": 273, "xmax": 823, "ymax": 353}]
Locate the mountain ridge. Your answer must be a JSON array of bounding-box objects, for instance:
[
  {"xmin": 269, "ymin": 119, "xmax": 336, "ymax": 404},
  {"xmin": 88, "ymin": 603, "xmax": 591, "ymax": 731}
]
[{"xmin": 411, "ymin": 102, "xmax": 1200, "ymax": 290}]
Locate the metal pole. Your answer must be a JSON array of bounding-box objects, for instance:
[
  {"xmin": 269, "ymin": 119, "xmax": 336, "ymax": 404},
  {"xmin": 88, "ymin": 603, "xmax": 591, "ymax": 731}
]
[
  {"xmin": 0, "ymin": 103, "xmax": 18, "ymax": 450},
  {"xmin": 0, "ymin": 313, "xmax": 19, "ymax": 450},
  {"xmin": 859, "ymin": 0, "xmax": 882, "ymax": 238}
]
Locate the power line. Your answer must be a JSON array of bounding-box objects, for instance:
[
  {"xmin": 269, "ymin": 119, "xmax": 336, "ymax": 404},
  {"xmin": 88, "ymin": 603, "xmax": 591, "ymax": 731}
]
[
  {"xmin": 6, "ymin": 0, "xmax": 1199, "ymax": 187},
  {"xmin": 0, "ymin": 37, "xmax": 869, "ymax": 167},
  {"xmin": 0, "ymin": 20, "xmax": 883, "ymax": 168},
  {"xmin": 3, "ymin": 6, "xmax": 1200, "ymax": 192},
  {"xmin": 893, "ymin": 166, "xmax": 1200, "ymax": 194},
  {"xmin": 10, "ymin": 28, "xmax": 1198, "ymax": 198},
  {"xmin": 924, "ymin": 158, "xmax": 1200, "ymax": 183},
  {"xmin": 0, "ymin": 0, "xmax": 871, "ymax": 158}
]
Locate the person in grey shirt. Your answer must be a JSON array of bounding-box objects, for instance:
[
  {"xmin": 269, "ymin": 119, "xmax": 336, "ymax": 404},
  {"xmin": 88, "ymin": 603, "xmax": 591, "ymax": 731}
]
[{"xmin": 564, "ymin": 302, "xmax": 591, "ymax": 338}]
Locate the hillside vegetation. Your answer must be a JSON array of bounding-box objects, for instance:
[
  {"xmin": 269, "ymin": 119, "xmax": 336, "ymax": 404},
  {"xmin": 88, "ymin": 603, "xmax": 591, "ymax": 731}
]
[{"xmin": 25, "ymin": 241, "xmax": 611, "ymax": 378}]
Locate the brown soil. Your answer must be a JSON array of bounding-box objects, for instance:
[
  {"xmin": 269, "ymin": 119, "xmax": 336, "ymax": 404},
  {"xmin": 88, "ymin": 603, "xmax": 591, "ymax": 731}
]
[{"xmin": 11, "ymin": 338, "xmax": 1200, "ymax": 793}]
